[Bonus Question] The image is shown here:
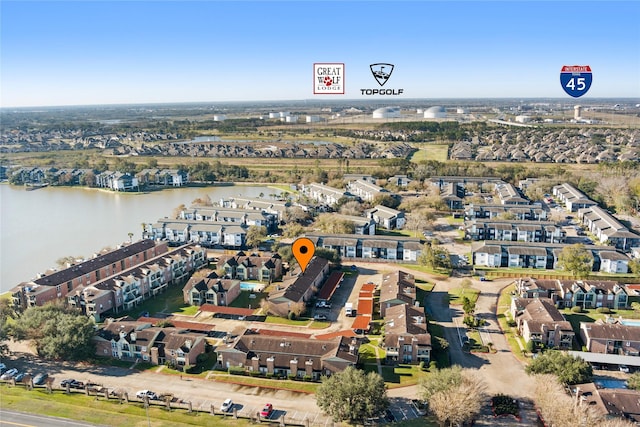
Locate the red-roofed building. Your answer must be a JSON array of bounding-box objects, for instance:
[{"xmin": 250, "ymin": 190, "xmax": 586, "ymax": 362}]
[
  {"xmin": 317, "ymin": 271, "xmax": 343, "ymax": 301},
  {"xmin": 200, "ymin": 304, "xmax": 256, "ymax": 317}
]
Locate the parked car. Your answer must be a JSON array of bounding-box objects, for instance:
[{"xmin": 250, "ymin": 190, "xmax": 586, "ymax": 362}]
[
  {"xmin": 313, "ymin": 314, "xmax": 328, "ymax": 321},
  {"xmin": 136, "ymin": 390, "xmax": 158, "ymax": 400},
  {"xmin": 260, "ymin": 403, "xmax": 273, "ymax": 418},
  {"xmin": 620, "ymin": 365, "xmax": 630, "ymax": 373},
  {"xmin": 32, "ymin": 373, "xmax": 48, "ymax": 385},
  {"xmin": 61, "ymin": 379, "xmax": 84, "ymax": 389},
  {"xmin": 14, "ymin": 372, "xmax": 26, "ymax": 382},
  {"xmin": 220, "ymin": 398, "xmax": 233, "ymax": 412},
  {"xmin": 1, "ymin": 368, "xmax": 18, "ymax": 381},
  {"xmin": 315, "ymin": 300, "xmax": 331, "ymax": 308},
  {"xmin": 0, "ymin": 363, "xmax": 6, "ymax": 374}
]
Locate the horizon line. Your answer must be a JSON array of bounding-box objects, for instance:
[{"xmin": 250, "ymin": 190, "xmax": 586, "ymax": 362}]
[{"xmin": 3, "ymin": 97, "xmax": 640, "ymax": 110}]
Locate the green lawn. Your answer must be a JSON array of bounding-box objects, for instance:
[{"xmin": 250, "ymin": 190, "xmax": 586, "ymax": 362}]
[
  {"xmin": 174, "ymin": 305, "xmax": 200, "ymax": 316},
  {"xmin": 359, "ymin": 344, "xmax": 378, "ymax": 364},
  {"xmin": 398, "ymin": 263, "xmax": 451, "ymax": 279},
  {"xmin": 377, "ymin": 228, "xmax": 417, "ymax": 238},
  {"xmin": 120, "ymin": 283, "xmax": 191, "ymax": 319},
  {"xmin": 229, "ymin": 290, "xmax": 267, "ymax": 310},
  {"xmin": 409, "ymin": 145, "xmax": 449, "ymax": 162},
  {"xmin": 264, "ymin": 316, "xmax": 312, "ymax": 326},
  {"xmin": 495, "ymin": 284, "xmax": 527, "ymax": 362},
  {"xmin": 448, "ymin": 287, "xmax": 480, "ymax": 306},
  {"xmin": 416, "ymin": 282, "xmax": 434, "ymax": 306},
  {"xmin": 212, "ymin": 373, "xmax": 318, "ymax": 393},
  {"xmin": 0, "ymin": 385, "xmax": 254, "ymax": 427},
  {"xmin": 427, "ymin": 322, "xmax": 451, "ymax": 369}
]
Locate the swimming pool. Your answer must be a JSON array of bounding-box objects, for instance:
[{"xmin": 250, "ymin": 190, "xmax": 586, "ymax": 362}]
[
  {"xmin": 595, "ymin": 379, "xmax": 627, "ymax": 389},
  {"xmin": 240, "ymin": 282, "xmax": 264, "ymax": 292},
  {"xmin": 620, "ymin": 320, "xmax": 640, "ymax": 327}
]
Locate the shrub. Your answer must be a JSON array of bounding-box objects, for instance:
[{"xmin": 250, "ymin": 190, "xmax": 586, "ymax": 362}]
[
  {"xmin": 303, "ymin": 375, "xmax": 312, "ymax": 382},
  {"xmin": 507, "ymin": 319, "xmax": 517, "ymax": 328},
  {"xmin": 419, "ymin": 361, "xmax": 425, "ymax": 370},
  {"xmin": 596, "ymin": 307, "xmax": 611, "ymax": 314},
  {"xmin": 429, "ymin": 361, "xmax": 438, "ymax": 371},
  {"xmin": 288, "ymin": 374, "xmax": 297, "ymax": 381},
  {"xmin": 571, "ymin": 306, "xmax": 583, "ymax": 313}
]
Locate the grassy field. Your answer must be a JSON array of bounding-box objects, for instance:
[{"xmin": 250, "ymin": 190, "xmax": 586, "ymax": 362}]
[
  {"xmin": 212, "ymin": 373, "xmax": 319, "ymax": 393},
  {"xmin": 398, "ymin": 264, "xmax": 451, "ymax": 279},
  {"xmin": 409, "ymin": 145, "xmax": 450, "ymax": 163},
  {"xmin": 0, "ymin": 385, "xmax": 254, "ymax": 427},
  {"xmin": 229, "ymin": 290, "xmax": 267, "ymax": 310},
  {"xmin": 495, "ymin": 284, "xmax": 528, "ymax": 362},
  {"xmin": 120, "ymin": 284, "xmax": 194, "ymax": 319},
  {"xmin": 448, "ymin": 287, "xmax": 480, "ymax": 306}
]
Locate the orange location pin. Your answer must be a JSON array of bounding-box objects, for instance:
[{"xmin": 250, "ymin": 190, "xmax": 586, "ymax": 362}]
[{"xmin": 292, "ymin": 237, "xmax": 315, "ymax": 273}]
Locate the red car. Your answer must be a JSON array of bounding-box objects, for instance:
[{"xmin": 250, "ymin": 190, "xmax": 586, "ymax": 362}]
[{"xmin": 260, "ymin": 403, "xmax": 273, "ymax": 418}]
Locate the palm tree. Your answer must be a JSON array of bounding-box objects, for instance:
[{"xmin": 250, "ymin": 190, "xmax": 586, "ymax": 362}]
[{"xmin": 128, "ymin": 232, "xmax": 134, "ymax": 242}]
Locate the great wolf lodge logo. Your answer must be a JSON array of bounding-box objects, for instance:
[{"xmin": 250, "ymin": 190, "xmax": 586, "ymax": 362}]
[
  {"xmin": 361, "ymin": 63, "xmax": 404, "ymax": 95},
  {"xmin": 313, "ymin": 63, "xmax": 344, "ymax": 94},
  {"xmin": 370, "ymin": 63, "xmax": 394, "ymax": 86}
]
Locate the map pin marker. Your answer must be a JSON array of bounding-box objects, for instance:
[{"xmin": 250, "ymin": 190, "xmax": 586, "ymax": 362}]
[{"xmin": 292, "ymin": 237, "xmax": 315, "ymax": 273}]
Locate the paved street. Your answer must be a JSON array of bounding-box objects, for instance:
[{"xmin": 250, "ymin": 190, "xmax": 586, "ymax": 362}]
[{"xmin": 0, "ymin": 410, "xmax": 103, "ymax": 427}]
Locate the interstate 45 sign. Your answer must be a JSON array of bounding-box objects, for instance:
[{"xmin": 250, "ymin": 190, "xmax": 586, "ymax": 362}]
[{"xmin": 560, "ymin": 65, "xmax": 592, "ymax": 98}]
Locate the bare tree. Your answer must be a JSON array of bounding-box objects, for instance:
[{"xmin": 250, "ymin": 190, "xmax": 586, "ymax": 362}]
[
  {"xmin": 534, "ymin": 374, "xmax": 616, "ymax": 427},
  {"xmin": 420, "ymin": 366, "xmax": 487, "ymax": 427}
]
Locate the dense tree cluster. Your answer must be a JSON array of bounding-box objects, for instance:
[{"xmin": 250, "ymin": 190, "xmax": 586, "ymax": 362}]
[
  {"xmin": 525, "ymin": 351, "xmax": 593, "ymax": 385},
  {"xmin": 11, "ymin": 303, "xmax": 96, "ymax": 360},
  {"xmin": 316, "ymin": 366, "xmax": 388, "ymax": 424}
]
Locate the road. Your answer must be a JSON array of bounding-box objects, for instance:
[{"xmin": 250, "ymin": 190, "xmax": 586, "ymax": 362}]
[{"xmin": 0, "ymin": 410, "xmax": 102, "ymax": 427}]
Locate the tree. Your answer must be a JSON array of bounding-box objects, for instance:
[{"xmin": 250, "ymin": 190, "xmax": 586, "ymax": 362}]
[
  {"xmin": 419, "ymin": 366, "xmax": 487, "ymax": 427},
  {"xmin": 282, "ymin": 223, "xmax": 304, "ymax": 239},
  {"xmin": 11, "ymin": 303, "xmax": 95, "ymax": 360},
  {"xmin": 533, "ymin": 374, "xmax": 633, "ymax": 427},
  {"xmin": 627, "ymin": 372, "xmax": 640, "ymax": 390},
  {"xmin": 372, "ymin": 193, "xmax": 400, "ymax": 209},
  {"xmin": 172, "ymin": 203, "xmax": 186, "ymax": 220},
  {"xmin": 557, "ymin": 244, "xmax": 593, "ymax": 279},
  {"xmin": 315, "ymin": 214, "xmax": 355, "ymax": 234},
  {"xmin": 0, "ymin": 298, "xmax": 16, "ymax": 356},
  {"xmin": 418, "ymin": 243, "xmax": 451, "ymax": 271},
  {"xmin": 283, "ymin": 206, "xmax": 311, "ymax": 224},
  {"xmin": 460, "ymin": 279, "xmax": 472, "ymax": 298},
  {"xmin": 245, "ymin": 225, "xmax": 267, "ymax": 249},
  {"xmin": 339, "ymin": 200, "xmax": 364, "ymax": 216},
  {"xmin": 289, "ymin": 301, "xmax": 306, "ymax": 319},
  {"xmin": 315, "ymin": 247, "xmax": 341, "ymax": 264},
  {"xmin": 316, "ymin": 366, "xmax": 389, "ymax": 424},
  {"xmin": 525, "ymin": 350, "xmax": 592, "ymax": 385}
]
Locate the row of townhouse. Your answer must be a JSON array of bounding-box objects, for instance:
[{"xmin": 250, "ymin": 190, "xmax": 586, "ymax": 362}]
[
  {"xmin": 267, "ymin": 257, "xmax": 331, "ymax": 317},
  {"xmin": 465, "ymin": 219, "xmax": 565, "ymax": 243},
  {"xmin": 303, "ymin": 183, "xmax": 353, "ymax": 206},
  {"xmin": 217, "ymin": 329, "xmax": 359, "ymax": 380},
  {"xmin": 225, "ymin": 197, "xmax": 290, "ymax": 221},
  {"xmin": 11, "ymin": 240, "xmax": 169, "ymax": 311},
  {"xmin": 495, "ymin": 182, "xmax": 530, "ymax": 205},
  {"xmin": 580, "ymin": 319, "xmax": 640, "ymax": 356},
  {"xmin": 136, "ymin": 168, "xmax": 188, "ymax": 187},
  {"xmin": 347, "ymin": 179, "xmax": 388, "ymax": 202},
  {"xmin": 94, "ymin": 319, "xmax": 206, "ymax": 369},
  {"xmin": 68, "ymin": 244, "xmax": 206, "ymax": 320},
  {"xmin": 552, "ymin": 183, "xmax": 598, "ymax": 212},
  {"xmin": 578, "ymin": 205, "xmax": 640, "ymax": 252},
  {"xmin": 428, "ymin": 176, "xmax": 505, "ymax": 192},
  {"xmin": 305, "ymin": 233, "xmax": 423, "ymax": 262},
  {"xmin": 332, "ymin": 214, "xmax": 377, "ymax": 235},
  {"xmin": 216, "ymin": 252, "xmax": 283, "ymax": 282},
  {"xmin": 147, "ymin": 219, "xmax": 246, "ymax": 248},
  {"xmin": 367, "ymin": 205, "xmax": 405, "ymax": 230},
  {"xmin": 510, "ymin": 297, "xmax": 575, "ymax": 349},
  {"xmin": 178, "ymin": 206, "xmax": 278, "ymax": 233},
  {"xmin": 516, "ymin": 277, "xmax": 629, "ymax": 310},
  {"xmin": 472, "ymin": 240, "xmax": 631, "ymax": 273},
  {"xmin": 441, "ymin": 183, "xmax": 465, "ymax": 210},
  {"xmin": 95, "ymin": 171, "xmax": 139, "ymax": 191},
  {"xmin": 569, "ymin": 382, "xmax": 640, "ymax": 424},
  {"xmin": 379, "ymin": 271, "xmax": 431, "ymax": 365},
  {"xmin": 464, "ymin": 203, "xmax": 548, "ymax": 221},
  {"xmin": 182, "ymin": 270, "xmax": 241, "ymax": 307}
]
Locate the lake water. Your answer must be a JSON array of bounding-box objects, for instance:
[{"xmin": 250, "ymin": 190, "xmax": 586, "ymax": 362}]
[{"xmin": 0, "ymin": 183, "xmax": 276, "ymax": 293}]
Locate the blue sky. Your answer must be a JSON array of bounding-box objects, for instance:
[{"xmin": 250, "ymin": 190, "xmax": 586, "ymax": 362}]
[{"xmin": 1, "ymin": 1, "xmax": 639, "ymax": 107}]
